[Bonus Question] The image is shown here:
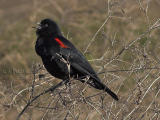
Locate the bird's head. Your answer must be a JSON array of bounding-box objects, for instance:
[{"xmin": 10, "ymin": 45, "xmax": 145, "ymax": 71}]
[{"xmin": 35, "ymin": 18, "xmax": 62, "ymax": 37}]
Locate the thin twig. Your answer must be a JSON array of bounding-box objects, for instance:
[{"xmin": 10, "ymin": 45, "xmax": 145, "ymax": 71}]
[
  {"xmin": 16, "ymin": 80, "xmax": 67, "ymax": 120},
  {"xmin": 84, "ymin": 13, "xmax": 111, "ymax": 54}
]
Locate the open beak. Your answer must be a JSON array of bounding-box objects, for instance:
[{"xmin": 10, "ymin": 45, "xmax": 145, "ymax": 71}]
[{"xmin": 32, "ymin": 22, "xmax": 41, "ymax": 29}]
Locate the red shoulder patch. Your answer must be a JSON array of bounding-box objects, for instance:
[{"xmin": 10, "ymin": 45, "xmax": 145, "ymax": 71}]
[{"xmin": 54, "ymin": 38, "xmax": 69, "ymax": 48}]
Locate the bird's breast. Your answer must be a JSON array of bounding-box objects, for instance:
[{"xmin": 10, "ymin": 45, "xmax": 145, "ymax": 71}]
[{"xmin": 41, "ymin": 55, "xmax": 72, "ymax": 80}]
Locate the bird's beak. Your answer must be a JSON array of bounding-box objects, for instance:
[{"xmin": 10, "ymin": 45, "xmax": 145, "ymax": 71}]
[{"xmin": 32, "ymin": 22, "xmax": 42, "ymax": 29}]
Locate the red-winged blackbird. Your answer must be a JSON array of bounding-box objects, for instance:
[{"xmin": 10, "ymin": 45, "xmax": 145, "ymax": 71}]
[{"xmin": 35, "ymin": 19, "xmax": 119, "ymax": 101}]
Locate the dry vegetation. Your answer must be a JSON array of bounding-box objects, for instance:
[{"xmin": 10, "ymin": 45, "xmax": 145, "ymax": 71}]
[{"xmin": 0, "ymin": 0, "xmax": 160, "ymax": 120}]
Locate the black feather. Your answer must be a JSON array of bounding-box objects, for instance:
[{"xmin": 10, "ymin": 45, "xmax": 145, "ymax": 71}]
[{"xmin": 35, "ymin": 18, "xmax": 119, "ymax": 101}]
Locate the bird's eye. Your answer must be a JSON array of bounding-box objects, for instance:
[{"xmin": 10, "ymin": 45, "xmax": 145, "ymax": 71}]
[{"xmin": 45, "ymin": 24, "xmax": 48, "ymax": 27}]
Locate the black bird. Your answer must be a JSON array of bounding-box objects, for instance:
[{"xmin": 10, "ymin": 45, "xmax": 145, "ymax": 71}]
[{"xmin": 35, "ymin": 19, "xmax": 118, "ymax": 101}]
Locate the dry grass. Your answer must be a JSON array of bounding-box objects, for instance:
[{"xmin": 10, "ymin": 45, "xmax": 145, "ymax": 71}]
[{"xmin": 0, "ymin": 0, "xmax": 160, "ymax": 120}]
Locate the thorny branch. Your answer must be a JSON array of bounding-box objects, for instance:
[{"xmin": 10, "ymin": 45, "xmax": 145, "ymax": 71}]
[
  {"xmin": 13, "ymin": 1, "xmax": 160, "ymax": 119},
  {"xmin": 16, "ymin": 80, "xmax": 67, "ymax": 120}
]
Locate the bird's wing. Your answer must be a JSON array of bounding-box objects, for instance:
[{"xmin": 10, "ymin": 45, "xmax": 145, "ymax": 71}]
[
  {"xmin": 52, "ymin": 37, "xmax": 119, "ymax": 101},
  {"xmin": 60, "ymin": 47, "xmax": 101, "ymax": 82},
  {"xmin": 52, "ymin": 36, "xmax": 101, "ymax": 81}
]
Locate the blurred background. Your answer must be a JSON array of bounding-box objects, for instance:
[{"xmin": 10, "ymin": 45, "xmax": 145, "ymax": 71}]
[{"xmin": 0, "ymin": 0, "xmax": 160, "ymax": 119}]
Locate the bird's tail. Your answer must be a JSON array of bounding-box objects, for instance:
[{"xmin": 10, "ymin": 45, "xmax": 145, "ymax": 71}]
[
  {"xmin": 103, "ymin": 84, "xmax": 119, "ymax": 101},
  {"xmin": 94, "ymin": 81, "xmax": 119, "ymax": 101}
]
